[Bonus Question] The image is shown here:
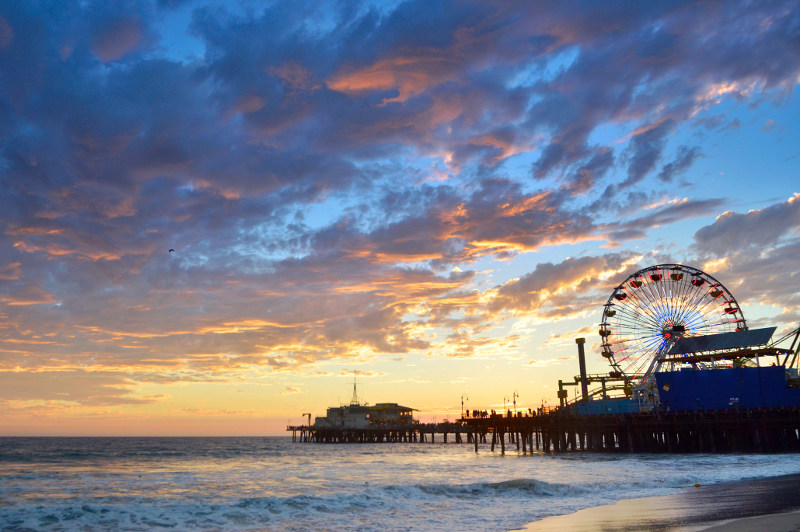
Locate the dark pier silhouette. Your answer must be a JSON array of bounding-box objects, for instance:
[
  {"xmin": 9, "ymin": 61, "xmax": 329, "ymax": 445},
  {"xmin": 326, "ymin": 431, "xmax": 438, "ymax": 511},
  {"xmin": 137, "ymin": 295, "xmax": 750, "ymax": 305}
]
[
  {"xmin": 287, "ymin": 421, "xmax": 471, "ymax": 444},
  {"xmin": 289, "ymin": 407, "xmax": 800, "ymax": 454},
  {"xmin": 461, "ymin": 407, "xmax": 800, "ymax": 453}
]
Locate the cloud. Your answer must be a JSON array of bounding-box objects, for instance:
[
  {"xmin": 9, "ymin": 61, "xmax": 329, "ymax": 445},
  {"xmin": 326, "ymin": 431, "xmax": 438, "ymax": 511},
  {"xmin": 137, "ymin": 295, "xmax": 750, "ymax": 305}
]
[
  {"xmin": 693, "ymin": 193, "xmax": 800, "ymax": 257},
  {"xmin": 658, "ymin": 145, "xmax": 702, "ymax": 182},
  {"xmin": 761, "ymin": 119, "xmax": 777, "ymax": 132},
  {"xmin": 528, "ymin": 356, "xmax": 576, "ymax": 368},
  {"xmin": 91, "ymin": 17, "xmax": 145, "ymax": 61},
  {"xmin": 623, "ymin": 120, "xmax": 675, "ymax": 187},
  {"xmin": 605, "ymin": 197, "xmax": 725, "ymax": 243},
  {"xmin": 489, "ymin": 253, "xmax": 641, "ymax": 315},
  {"xmin": 0, "ymin": 15, "xmax": 13, "ymax": 49},
  {"xmin": 0, "ymin": 370, "xmax": 158, "ymax": 406}
]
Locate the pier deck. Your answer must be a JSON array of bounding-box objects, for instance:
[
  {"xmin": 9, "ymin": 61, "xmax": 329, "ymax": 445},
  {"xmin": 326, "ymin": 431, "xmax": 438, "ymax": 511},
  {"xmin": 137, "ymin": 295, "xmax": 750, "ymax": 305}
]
[
  {"xmin": 463, "ymin": 406, "xmax": 800, "ymax": 453},
  {"xmin": 287, "ymin": 421, "xmax": 471, "ymax": 443},
  {"xmin": 290, "ymin": 406, "xmax": 800, "ymax": 453}
]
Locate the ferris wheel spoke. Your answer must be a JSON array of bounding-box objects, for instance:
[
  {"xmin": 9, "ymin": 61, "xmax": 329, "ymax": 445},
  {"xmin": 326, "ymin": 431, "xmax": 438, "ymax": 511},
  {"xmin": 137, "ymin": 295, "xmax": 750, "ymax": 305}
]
[
  {"xmin": 614, "ymin": 314, "xmax": 662, "ymax": 331},
  {"xmin": 671, "ymin": 285, "xmax": 696, "ymax": 325},
  {"xmin": 636, "ymin": 279, "xmax": 668, "ymax": 317},
  {"xmin": 614, "ymin": 290, "xmax": 661, "ymax": 326},
  {"xmin": 680, "ymin": 313, "xmax": 707, "ymax": 332},
  {"xmin": 681, "ymin": 279, "xmax": 706, "ymax": 315},
  {"xmin": 620, "ymin": 335, "xmax": 663, "ymax": 366},
  {"xmin": 693, "ymin": 295, "xmax": 724, "ymax": 318}
]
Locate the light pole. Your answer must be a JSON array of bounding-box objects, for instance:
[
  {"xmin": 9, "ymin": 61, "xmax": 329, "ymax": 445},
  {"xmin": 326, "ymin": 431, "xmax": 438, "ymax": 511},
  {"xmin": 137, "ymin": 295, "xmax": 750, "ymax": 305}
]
[
  {"xmin": 461, "ymin": 394, "xmax": 469, "ymax": 417},
  {"xmin": 512, "ymin": 390, "xmax": 519, "ymax": 415}
]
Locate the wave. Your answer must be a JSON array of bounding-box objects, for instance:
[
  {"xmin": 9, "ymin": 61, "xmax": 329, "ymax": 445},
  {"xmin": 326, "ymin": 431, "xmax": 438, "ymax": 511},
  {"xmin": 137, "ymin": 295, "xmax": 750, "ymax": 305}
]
[
  {"xmin": 408, "ymin": 477, "xmax": 590, "ymax": 498},
  {"xmin": 0, "ymin": 478, "xmax": 584, "ymax": 531},
  {"xmin": 0, "ymin": 437, "xmax": 290, "ymax": 464},
  {"xmin": 2, "ymin": 471, "xmax": 790, "ymax": 531}
]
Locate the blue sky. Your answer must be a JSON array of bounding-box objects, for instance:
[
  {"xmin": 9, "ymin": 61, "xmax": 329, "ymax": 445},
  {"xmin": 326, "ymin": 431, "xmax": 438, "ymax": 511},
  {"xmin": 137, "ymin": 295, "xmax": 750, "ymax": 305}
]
[{"xmin": 1, "ymin": 0, "xmax": 799, "ymax": 435}]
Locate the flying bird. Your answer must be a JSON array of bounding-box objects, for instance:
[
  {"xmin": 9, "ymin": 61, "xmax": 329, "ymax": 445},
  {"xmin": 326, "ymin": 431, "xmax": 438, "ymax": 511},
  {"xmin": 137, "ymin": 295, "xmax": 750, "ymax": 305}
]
[{"xmin": 169, "ymin": 249, "xmax": 175, "ymax": 253}]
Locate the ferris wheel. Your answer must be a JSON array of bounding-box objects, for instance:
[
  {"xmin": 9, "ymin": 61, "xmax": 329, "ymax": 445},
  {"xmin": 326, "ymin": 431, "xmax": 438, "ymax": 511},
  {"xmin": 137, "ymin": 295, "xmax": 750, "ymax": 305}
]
[{"xmin": 599, "ymin": 264, "xmax": 746, "ymax": 386}]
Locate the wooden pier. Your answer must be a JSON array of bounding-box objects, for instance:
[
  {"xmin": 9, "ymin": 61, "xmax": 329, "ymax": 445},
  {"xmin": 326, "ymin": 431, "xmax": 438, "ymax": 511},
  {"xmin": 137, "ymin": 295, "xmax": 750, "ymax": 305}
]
[
  {"xmin": 290, "ymin": 407, "xmax": 800, "ymax": 453},
  {"xmin": 287, "ymin": 421, "xmax": 471, "ymax": 444},
  {"xmin": 462, "ymin": 406, "xmax": 800, "ymax": 453}
]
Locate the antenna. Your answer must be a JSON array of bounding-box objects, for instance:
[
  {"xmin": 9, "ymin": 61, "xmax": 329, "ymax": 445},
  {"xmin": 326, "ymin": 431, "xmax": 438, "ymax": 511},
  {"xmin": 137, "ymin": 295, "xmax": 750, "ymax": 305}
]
[{"xmin": 350, "ymin": 374, "xmax": 359, "ymax": 406}]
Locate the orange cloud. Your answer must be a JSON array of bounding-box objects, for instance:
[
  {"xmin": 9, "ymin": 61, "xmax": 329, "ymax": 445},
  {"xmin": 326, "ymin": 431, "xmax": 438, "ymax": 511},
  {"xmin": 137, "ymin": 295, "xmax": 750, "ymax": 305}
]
[
  {"xmin": 0, "ymin": 262, "xmax": 21, "ymax": 280},
  {"xmin": 13, "ymin": 241, "xmax": 122, "ymax": 261},
  {"xmin": 441, "ymin": 203, "xmax": 468, "ymax": 224},
  {"xmin": 269, "ymin": 62, "xmax": 320, "ymax": 92},
  {"xmin": 233, "ymin": 94, "xmax": 265, "ymax": 114},
  {"xmin": 1, "ymin": 285, "xmax": 58, "ymax": 306},
  {"xmin": 469, "ymin": 239, "xmax": 531, "ymax": 255},
  {"xmin": 328, "ymin": 55, "xmax": 457, "ymax": 103},
  {"xmin": 6, "ymin": 227, "xmax": 64, "ymax": 236},
  {"xmin": 468, "ymin": 133, "xmax": 530, "ymax": 164},
  {"xmin": 500, "ymin": 193, "xmax": 550, "ymax": 216}
]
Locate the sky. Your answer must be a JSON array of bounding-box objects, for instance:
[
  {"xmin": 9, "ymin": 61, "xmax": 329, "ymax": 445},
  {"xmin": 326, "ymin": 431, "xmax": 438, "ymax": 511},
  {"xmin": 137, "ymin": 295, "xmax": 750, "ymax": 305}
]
[{"xmin": 1, "ymin": 0, "xmax": 799, "ymax": 436}]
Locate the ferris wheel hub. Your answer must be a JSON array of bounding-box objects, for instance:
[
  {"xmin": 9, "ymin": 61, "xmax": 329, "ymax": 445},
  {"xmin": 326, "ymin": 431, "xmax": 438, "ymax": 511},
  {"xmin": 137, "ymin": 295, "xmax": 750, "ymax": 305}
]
[{"xmin": 662, "ymin": 324, "xmax": 686, "ymax": 340}]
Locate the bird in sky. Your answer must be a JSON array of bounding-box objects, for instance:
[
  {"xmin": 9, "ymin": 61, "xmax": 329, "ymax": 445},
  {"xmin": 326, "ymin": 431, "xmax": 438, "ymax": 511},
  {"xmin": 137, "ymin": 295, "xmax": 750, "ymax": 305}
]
[{"xmin": 169, "ymin": 249, "xmax": 175, "ymax": 253}]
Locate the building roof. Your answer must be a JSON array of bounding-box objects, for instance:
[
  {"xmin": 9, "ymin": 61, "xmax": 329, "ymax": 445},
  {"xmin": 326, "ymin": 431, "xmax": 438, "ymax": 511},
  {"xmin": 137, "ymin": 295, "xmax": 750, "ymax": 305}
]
[
  {"xmin": 667, "ymin": 327, "xmax": 776, "ymax": 355},
  {"xmin": 370, "ymin": 403, "xmax": 417, "ymax": 411}
]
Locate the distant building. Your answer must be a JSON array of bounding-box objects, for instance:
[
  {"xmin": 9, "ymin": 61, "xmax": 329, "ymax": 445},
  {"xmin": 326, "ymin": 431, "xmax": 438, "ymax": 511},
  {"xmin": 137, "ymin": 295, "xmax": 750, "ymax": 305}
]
[
  {"xmin": 369, "ymin": 403, "xmax": 415, "ymax": 425},
  {"xmin": 313, "ymin": 402, "xmax": 416, "ymax": 429},
  {"xmin": 314, "ymin": 404, "xmax": 371, "ymax": 430},
  {"xmin": 312, "ymin": 379, "xmax": 417, "ymax": 429}
]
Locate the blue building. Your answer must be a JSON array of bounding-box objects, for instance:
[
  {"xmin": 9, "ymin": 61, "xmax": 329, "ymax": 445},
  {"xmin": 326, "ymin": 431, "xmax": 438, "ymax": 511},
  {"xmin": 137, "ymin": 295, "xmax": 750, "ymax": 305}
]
[{"xmin": 655, "ymin": 366, "xmax": 800, "ymax": 412}]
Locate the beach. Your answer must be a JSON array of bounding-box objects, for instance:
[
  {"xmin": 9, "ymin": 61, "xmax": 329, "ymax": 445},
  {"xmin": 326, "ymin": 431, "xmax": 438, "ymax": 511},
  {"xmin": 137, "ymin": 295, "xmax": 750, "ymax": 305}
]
[
  {"xmin": 697, "ymin": 511, "xmax": 800, "ymax": 531},
  {"xmin": 521, "ymin": 473, "xmax": 800, "ymax": 531}
]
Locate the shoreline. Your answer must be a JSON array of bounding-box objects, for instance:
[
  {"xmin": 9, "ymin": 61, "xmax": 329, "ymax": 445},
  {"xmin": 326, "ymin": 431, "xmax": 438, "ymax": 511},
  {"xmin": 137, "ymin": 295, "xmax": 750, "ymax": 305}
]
[{"xmin": 517, "ymin": 473, "xmax": 800, "ymax": 532}]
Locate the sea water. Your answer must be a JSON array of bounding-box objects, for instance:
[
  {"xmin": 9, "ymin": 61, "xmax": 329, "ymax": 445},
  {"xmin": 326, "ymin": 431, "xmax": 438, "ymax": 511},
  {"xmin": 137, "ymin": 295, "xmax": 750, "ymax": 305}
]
[{"xmin": 1, "ymin": 436, "xmax": 799, "ymax": 531}]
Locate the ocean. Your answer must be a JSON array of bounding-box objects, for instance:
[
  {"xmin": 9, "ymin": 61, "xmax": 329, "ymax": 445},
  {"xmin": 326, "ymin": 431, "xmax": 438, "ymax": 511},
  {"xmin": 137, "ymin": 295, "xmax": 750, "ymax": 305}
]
[{"xmin": 2, "ymin": 437, "xmax": 800, "ymax": 531}]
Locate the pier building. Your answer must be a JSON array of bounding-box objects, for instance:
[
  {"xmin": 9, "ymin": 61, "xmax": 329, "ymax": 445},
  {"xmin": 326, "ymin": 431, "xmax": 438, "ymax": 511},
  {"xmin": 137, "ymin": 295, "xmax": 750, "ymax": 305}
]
[
  {"xmin": 288, "ymin": 379, "xmax": 427, "ymax": 442},
  {"xmin": 312, "ymin": 402, "xmax": 416, "ymax": 430}
]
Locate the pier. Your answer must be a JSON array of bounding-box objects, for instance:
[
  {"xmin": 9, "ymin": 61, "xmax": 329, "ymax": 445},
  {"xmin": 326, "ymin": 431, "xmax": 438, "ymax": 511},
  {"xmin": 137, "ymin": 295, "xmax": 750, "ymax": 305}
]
[
  {"xmin": 287, "ymin": 421, "xmax": 472, "ymax": 444},
  {"xmin": 461, "ymin": 407, "xmax": 800, "ymax": 453},
  {"xmin": 290, "ymin": 407, "xmax": 800, "ymax": 454}
]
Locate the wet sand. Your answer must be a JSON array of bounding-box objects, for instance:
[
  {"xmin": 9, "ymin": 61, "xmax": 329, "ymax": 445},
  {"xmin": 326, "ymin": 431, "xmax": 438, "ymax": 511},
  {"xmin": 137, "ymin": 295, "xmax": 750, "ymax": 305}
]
[
  {"xmin": 517, "ymin": 473, "xmax": 800, "ymax": 532},
  {"xmin": 697, "ymin": 510, "xmax": 800, "ymax": 531}
]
